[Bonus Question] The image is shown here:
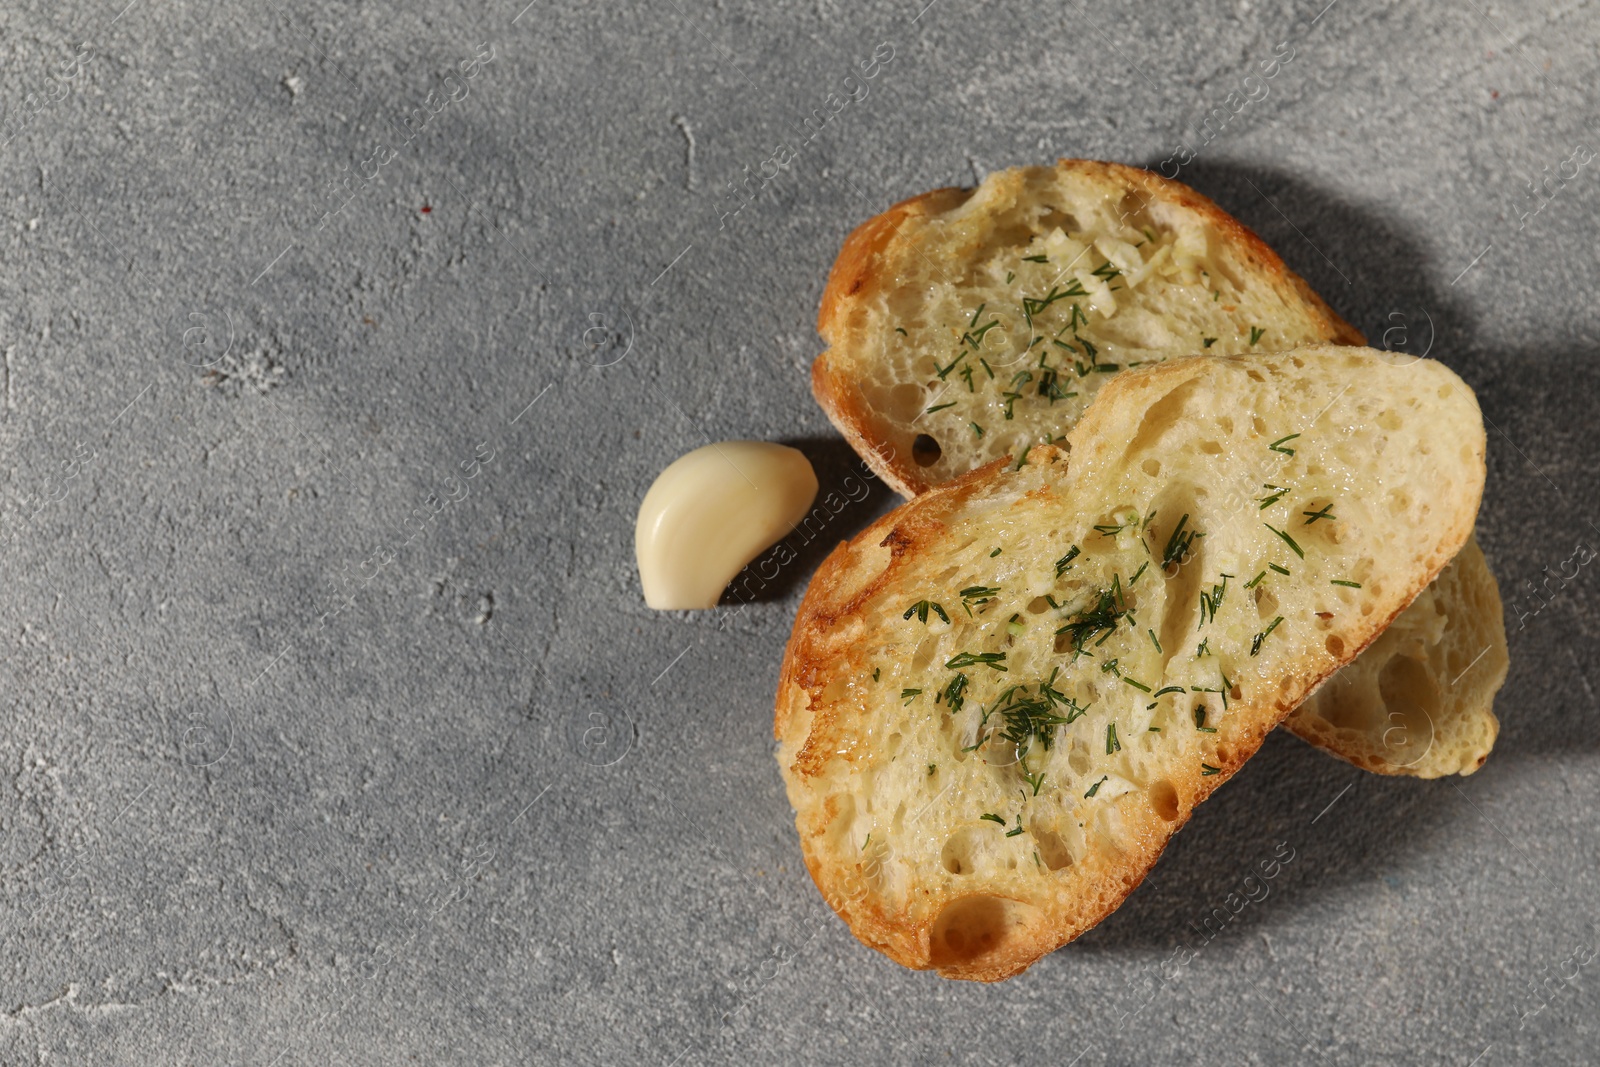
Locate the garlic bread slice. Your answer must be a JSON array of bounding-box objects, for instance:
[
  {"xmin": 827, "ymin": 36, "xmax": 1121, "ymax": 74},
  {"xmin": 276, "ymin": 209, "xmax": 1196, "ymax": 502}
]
[
  {"xmin": 813, "ymin": 159, "xmax": 1362, "ymax": 496},
  {"xmin": 777, "ymin": 347, "xmax": 1486, "ymax": 980}
]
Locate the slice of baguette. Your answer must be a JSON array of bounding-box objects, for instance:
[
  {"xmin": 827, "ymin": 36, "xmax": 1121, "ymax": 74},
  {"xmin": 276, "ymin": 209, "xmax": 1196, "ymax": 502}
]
[
  {"xmin": 811, "ymin": 159, "xmax": 1506, "ymax": 777},
  {"xmin": 777, "ymin": 347, "xmax": 1485, "ymax": 980},
  {"xmin": 812, "ymin": 159, "xmax": 1364, "ymax": 497},
  {"xmin": 1286, "ymin": 534, "xmax": 1507, "ymax": 777}
]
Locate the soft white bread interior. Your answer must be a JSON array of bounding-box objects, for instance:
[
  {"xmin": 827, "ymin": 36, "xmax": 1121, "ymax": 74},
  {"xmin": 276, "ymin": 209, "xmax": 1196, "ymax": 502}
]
[{"xmin": 777, "ymin": 347, "xmax": 1486, "ymax": 980}]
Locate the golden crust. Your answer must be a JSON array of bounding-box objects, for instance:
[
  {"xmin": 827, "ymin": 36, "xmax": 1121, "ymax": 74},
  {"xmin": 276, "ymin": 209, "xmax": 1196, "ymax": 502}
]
[{"xmin": 777, "ymin": 349, "xmax": 1485, "ymax": 980}]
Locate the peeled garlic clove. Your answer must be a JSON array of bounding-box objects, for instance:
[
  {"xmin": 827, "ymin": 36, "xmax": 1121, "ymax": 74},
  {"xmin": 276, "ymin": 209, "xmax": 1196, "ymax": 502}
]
[{"xmin": 635, "ymin": 442, "xmax": 819, "ymax": 610}]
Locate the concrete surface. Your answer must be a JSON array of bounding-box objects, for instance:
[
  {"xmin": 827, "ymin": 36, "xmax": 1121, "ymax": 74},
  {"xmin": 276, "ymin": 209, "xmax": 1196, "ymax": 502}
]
[{"xmin": 0, "ymin": 0, "xmax": 1597, "ymax": 1063}]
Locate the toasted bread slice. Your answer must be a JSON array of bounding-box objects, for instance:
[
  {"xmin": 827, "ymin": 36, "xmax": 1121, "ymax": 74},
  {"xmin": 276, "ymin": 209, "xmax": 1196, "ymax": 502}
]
[
  {"xmin": 812, "ymin": 159, "xmax": 1364, "ymax": 497},
  {"xmin": 811, "ymin": 159, "xmax": 1506, "ymax": 777},
  {"xmin": 1286, "ymin": 534, "xmax": 1507, "ymax": 777},
  {"xmin": 777, "ymin": 348, "xmax": 1485, "ymax": 980}
]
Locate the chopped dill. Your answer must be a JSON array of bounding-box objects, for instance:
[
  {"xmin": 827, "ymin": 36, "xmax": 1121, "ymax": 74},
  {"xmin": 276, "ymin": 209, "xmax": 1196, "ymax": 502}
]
[
  {"xmin": 1258, "ymin": 483, "xmax": 1292, "ymax": 508},
  {"xmin": 1199, "ymin": 573, "xmax": 1232, "ymax": 628},
  {"xmin": 939, "ymin": 672, "xmax": 969, "ymax": 713},
  {"xmin": 945, "ymin": 651, "xmax": 1008, "ymax": 672},
  {"xmin": 1250, "ymin": 615, "xmax": 1283, "ymax": 656},
  {"xmin": 1055, "ymin": 576, "xmax": 1127, "ymax": 653},
  {"xmin": 1264, "ymin": 523, "xmax": 1306, "ymax": 559},
  {"xmin": 1162, "ymin": 512, "xmax": 1201, "ymax": 571},
  {"xmin": 903, "ymin": 600, "xmax": 950, "ymax": 625},
  {"xmin": 960, "ymin": 585, "xmax": 1002, "ymax": 614}
]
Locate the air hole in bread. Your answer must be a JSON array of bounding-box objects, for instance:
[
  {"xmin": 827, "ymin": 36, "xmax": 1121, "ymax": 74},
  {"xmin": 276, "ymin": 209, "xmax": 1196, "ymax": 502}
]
[
  {"xmin": 1198, "ymin": 440, "xmax": 1223, "ymax": 455},
  {"xmin": 883, "ymin": 383, "xmax": 925, "ymax": 421},
  {"xmin": 1217, "ymin": 416, "xmax": 1234, "ymax": 435},
  {"xmin": 929, "ymin": 895, "xmax": 1039, "ymax": 970},
  {"xmin": 1142, "ymin": 458, "xmax": 1161, "ymax": 477},
  {"xmin": 1127, "ymin": 378, "xmax": 1203, "ymax": 457},
  {"xmin": 1033, "ymin": 828, "xmax": 1074, "ymax": 870},
  {"xmin": 1148, "ymin": 779, "xmax": 1180, "ymax": 822},
  {"xmin": 1254, "ymin": 585, "xmax": 1279, "ymax": 618},
  {"xmin": 1326, "ymin": 634, "xmax": 1345, "ymax": 657},
  {"xmin": 1066, "ymin": 743, "xmax": 1091, "ymax": 776},
  {"xmin": 912, "ymin": 434, "xmax": 943, "ymax": 467},
  {"xmin": 1027, "ymin": 596, "xmax": 1051, "ymax": 615},
  {"xmin": 1378, "ymin": 409, "xmax": 1401, "ymax": 431},
  {"xmin": 1377, "ymin": 654, "xmax": 1438, "ymax": 761},
  {"xmin": 941, "ymin": 830, "xmax": 979, "ymax": 875},
  {"xmin": 1251, "ymin": 413, "xmax": 1267, "ymax": 433}
]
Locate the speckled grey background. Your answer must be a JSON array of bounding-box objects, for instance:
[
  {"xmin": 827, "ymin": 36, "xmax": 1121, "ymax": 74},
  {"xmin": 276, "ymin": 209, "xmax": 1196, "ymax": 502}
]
[{"xmin": 0, "ymin": 0, "xmax": 1596, "ymax": 1063}]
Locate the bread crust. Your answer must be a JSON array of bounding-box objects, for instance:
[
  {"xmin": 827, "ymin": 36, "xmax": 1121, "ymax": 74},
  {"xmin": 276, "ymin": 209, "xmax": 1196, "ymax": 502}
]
[
  {"xmin": 778, "ymin": 348, "xmax": 1485, "ymax": 980},
  {"xmin": 812, "ymin": 160, "xmax": 1366, "ymax": 498}
]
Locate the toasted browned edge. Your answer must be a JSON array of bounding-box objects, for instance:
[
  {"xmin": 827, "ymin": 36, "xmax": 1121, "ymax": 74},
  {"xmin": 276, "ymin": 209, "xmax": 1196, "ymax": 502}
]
[
  {"xmin": 811, "ymin": 186, "xmax": 975, "ymax": 497},
  {"xmin": 779, "ymin": 354, "xmax": 1483, "ymax": 980},
  {"xmin": 810, "ymin": 160, "xmax": 1368, "ymax": 499}
]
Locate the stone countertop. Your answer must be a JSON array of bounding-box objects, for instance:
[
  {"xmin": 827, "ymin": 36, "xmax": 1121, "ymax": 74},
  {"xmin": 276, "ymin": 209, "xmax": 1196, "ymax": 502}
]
[{"xmin": 1, "ymin": 1, "xmax": 1596, "ymax": 1063}]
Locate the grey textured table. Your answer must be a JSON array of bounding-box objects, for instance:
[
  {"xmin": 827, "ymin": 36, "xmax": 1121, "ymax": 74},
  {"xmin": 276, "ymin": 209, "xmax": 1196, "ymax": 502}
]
[{"xmin": 1, "ymin": 1, "xmax": 1597, "ymax": 1064}]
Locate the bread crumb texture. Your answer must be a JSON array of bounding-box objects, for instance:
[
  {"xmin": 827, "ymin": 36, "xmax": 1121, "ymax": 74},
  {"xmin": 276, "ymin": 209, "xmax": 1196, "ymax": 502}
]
[{"xmin": 777, "ymin": 347, "xmax": 1485, "ymax": 980}]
